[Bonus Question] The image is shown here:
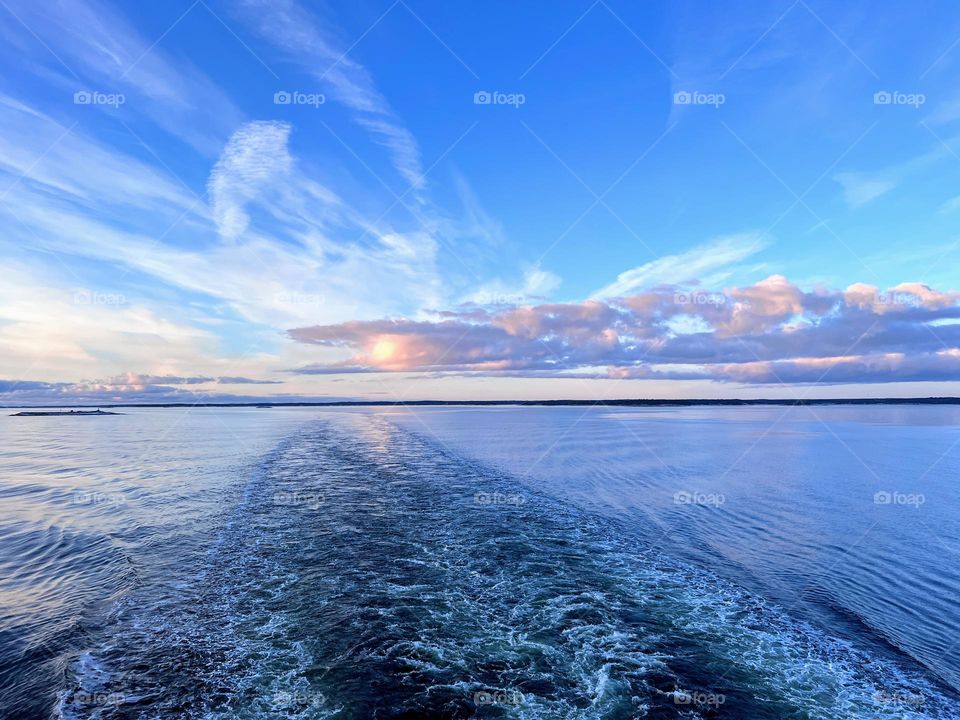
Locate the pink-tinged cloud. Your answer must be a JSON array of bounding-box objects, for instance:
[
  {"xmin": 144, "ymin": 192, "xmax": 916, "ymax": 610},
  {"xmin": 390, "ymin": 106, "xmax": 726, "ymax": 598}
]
[
  {"xmin": 288, "ymin": 275, "xmax": 960, "ymax": 385},
  {"xmin": 0, "ymin": 377, "xmax": 351, "ymax": 407},
  {"xmin": 84, "ymin": 373, "xmax": 283, "ymax": 389}
]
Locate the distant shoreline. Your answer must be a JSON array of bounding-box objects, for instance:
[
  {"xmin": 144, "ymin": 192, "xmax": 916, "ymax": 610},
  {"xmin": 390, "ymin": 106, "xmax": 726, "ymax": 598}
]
[
  {"xmin": 11, "ymin": 409, "xmax": 121, "ymax": 416},
  {"xmin": 5, "ymin": 397, "xmax": 960, "ymax": 410}
]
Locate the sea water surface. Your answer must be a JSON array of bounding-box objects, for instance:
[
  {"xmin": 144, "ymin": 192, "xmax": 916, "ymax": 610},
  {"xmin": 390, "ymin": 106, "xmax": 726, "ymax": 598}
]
[{"xmin": 0, "ymin": 405, "xmax": 958, "ymax": 719}]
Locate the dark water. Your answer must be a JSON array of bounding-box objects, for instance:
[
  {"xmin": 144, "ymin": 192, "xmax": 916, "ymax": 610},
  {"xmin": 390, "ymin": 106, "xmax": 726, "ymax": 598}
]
[
  {"xmin": 388, "ymin": 405, "xmax": 960, "ymax": 697},
  {"xmin": 0, "ymin": 407, "xmax": 958, "ymax": 718}
]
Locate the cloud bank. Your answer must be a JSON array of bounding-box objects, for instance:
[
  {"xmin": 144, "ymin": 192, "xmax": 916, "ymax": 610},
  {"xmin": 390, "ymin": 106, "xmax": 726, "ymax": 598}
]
[{"xmin": 288, "ymin": 275, "xmax": 960, "ymax": 385}]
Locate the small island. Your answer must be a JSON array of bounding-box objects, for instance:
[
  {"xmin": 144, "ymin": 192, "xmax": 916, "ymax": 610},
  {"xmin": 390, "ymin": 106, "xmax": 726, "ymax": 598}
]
[{"xmin": 11, "ymin": 409, "xmax": 122, "ymax": 417}]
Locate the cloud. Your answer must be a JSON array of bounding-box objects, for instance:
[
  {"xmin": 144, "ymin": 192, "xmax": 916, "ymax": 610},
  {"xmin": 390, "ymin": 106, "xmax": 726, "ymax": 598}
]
[
  {"xmin": 832, "ymin": 137, "xmax": 960, "ymax": 212},
  {"xmin": 462, "ymin": 265, "xmax": 561, "ymax": 306},
  {"xmin": 354, "ymin": 117, "xmax": 425, "ymax": 191},
  {"xmin": 287, "ymin": 275, "xmax": 960, "ymax": 385},
  {"xmin": 0, "ymin": 378, "xmax": 346, "ymax": 407},
  {"xmin": 0, "ymin": 105, "xmax": 443, "ymax": 331},
  {"xmin": 91, "ymin": 373, "xmax": 282, "ymax": 386},
  {"xmin": 592, "ymin": 233, "xmax": 766, "ymax": 299},
  {"xmin": 938, "ymin": 195, "xmax": 960, "ymax": 214},
  {"xmin": 208, "ymin": 121, "xmax": 294, "ymax": 240},
  {"xmin": 834, "ymin": 172, "xmax": 895, "ymax": 208},
  {"xmin": 236, "ymin": 0, "xmax": 425, "ymax": 193},
  {"xmin": 0, "ymin": 95, "xmax": 201, "ymax": 217},
  {"xmin": 0, "ymin": 0, "xmax": 242, "ymax": 154}
]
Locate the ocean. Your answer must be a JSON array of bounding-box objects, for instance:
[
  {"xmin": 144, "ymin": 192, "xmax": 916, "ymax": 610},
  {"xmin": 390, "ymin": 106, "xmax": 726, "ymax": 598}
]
[{"xmin": 0, "ymin": 405, "xmax": 957, "ymax": 719}]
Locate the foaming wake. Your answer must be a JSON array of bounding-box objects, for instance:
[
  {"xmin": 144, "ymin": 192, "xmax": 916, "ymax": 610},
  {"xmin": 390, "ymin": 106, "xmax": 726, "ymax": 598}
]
[{"xmin": 58, "ymin": 415, "xmax": 959, "ymax": 719}]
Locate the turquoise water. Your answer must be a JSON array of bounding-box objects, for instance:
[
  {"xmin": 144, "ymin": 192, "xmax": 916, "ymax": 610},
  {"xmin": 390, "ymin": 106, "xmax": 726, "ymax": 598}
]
[{"xmin": 0, "ymin": 406, "xmax": 957, "ymax": 718}]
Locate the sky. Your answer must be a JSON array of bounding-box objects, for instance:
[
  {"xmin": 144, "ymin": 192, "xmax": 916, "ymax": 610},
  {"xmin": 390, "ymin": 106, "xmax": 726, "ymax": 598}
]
[{"xmin": 3, "ymin": 0, "xmax": 960, "ymax": 404}]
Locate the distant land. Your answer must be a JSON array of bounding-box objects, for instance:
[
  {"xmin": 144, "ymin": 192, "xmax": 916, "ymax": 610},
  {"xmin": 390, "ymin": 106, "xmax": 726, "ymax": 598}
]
[
  {"xmin": 11, "ymin": 409, "xmax": 122, "ymax": 416},
  {"xmin": 6, "ymin": 398, "xmax": 960, "ymax": 410}
]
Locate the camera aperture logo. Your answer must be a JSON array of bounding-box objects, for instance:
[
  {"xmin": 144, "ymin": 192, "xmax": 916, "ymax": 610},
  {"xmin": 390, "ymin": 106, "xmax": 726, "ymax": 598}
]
[
  {"xmin": 74, "ymin": 90, "xmax": 125, "ymax": 108},
  {"xmin": 873, "ymin": 90, "xmax": 925, "ymax": 108},
  {"xmin": 274, "ymin": 90, "xmax": 326, "ymax": 108},
  {"xmin": 673, "ymin": 90, "xmax": 725, "ymax": 108},
  {"xmin": 474, "ymin": 90, "xmax": 526, "ymax": 108}
]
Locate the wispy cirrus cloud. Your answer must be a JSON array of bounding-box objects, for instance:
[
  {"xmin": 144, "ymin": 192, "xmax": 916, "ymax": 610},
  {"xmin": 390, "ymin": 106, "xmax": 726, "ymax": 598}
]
[
  {"xmin": 235, "ymin": 0, "xmax": 426, "ymax": 192},
  {"xmin": 0, "ymin": 0, "xmax": 242, "ymax": 153},
  {"xmin": 592, "ymin": 233, "xmax": 767, "ymax": 300},
  {"xmin": 833, "ymin": 171, "xmax": 896, "ymax": 208},
  {"xmin": 0, "ymin": 95, "xmax": 201, "ymax": 217},
  {"xmin": 461, "ymin": 265, "xmax": 561, "ymax": 306},
  {"xmin": 1, "ymin": 103, "xmax": 443, "ymax": 329}
]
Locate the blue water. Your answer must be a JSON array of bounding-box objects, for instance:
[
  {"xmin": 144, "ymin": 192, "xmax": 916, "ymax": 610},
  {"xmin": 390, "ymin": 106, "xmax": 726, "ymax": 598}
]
[{"xmin": 0, "ymin": 406, "xmax": 957, "ymax": 718}]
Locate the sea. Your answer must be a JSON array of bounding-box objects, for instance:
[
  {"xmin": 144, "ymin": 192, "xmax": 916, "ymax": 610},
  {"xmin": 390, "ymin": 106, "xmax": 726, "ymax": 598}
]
[{"xmin": 0, "ymin": 404, "xmax": 958, "ymax": 719}]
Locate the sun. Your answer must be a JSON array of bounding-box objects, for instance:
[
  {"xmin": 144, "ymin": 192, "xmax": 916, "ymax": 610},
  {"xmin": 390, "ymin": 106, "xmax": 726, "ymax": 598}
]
[{"xmin": 370, "ymin": 339, "xmax": 397, "ymax": 363}]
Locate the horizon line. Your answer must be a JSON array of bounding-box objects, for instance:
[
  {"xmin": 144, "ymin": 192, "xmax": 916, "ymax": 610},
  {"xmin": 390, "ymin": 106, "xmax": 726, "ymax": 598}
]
[{"xmin": 6, "ymin": 397, "xmax": 960, "ymax": 410}]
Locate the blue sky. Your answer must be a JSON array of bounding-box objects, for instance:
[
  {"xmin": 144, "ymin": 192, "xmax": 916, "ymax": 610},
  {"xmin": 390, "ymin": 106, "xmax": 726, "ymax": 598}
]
[{"xmin": 3, "ymin": 0, "xmax": 960, "ymax": 403}]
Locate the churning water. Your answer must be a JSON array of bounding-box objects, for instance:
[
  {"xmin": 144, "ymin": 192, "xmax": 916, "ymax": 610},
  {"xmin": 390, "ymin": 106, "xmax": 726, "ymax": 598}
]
[{"xmin": 1, "ymin": 405, "xmax": 957, "ymax": 718}]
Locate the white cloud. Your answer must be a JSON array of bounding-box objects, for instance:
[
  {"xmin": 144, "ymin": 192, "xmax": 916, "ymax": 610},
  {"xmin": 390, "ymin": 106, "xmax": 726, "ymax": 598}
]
[
  {"xmin": 236, "ymin": 0, "xmax": 425, "ymax": 193},
  {"xmin": 592, "ymin": 233, "xmax": 767, "ymax": 299},
  {"xmin": 834, "ymin": 172, "xmax": 895, "ymax": 208},
  {"xmin": 0, "ymin": 262, "xmax": 222, "ymax": 381},
  {"xmin": 0, "ymin": 0, "xmax": 242, "ymax": 154},
  {"xmin": 939, "ymin": 195, "xmax": 960, "ymax": 214},
  {"xmin": 208, "ymin": 121, "xmax": 294, "ymax": 240},
  {"xmin": 355, "ymin": 117, "xmax": 424, "ymax": 191},
  {"xmin": 0, "ymin": 111, "xmax": 444, "ymax": 331},
  {"xmin": 0, "ymin": 95, "xmax": 200, "ymax": 216},
  {"xmin": 463, "ymin": 265, "xmax": 561, "ymax": 306}
]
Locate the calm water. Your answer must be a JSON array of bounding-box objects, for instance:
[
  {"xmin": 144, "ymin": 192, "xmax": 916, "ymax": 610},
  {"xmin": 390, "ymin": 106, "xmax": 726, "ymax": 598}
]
[{"xmin": 0, "ymin": 405, "xmax": 957, "ymax": 719}]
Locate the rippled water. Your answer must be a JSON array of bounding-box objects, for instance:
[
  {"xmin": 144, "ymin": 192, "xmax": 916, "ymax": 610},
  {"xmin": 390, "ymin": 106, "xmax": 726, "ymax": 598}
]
[{"xmin": 1, "ymin": 406, "xmax": 958, "ymax": 718}]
